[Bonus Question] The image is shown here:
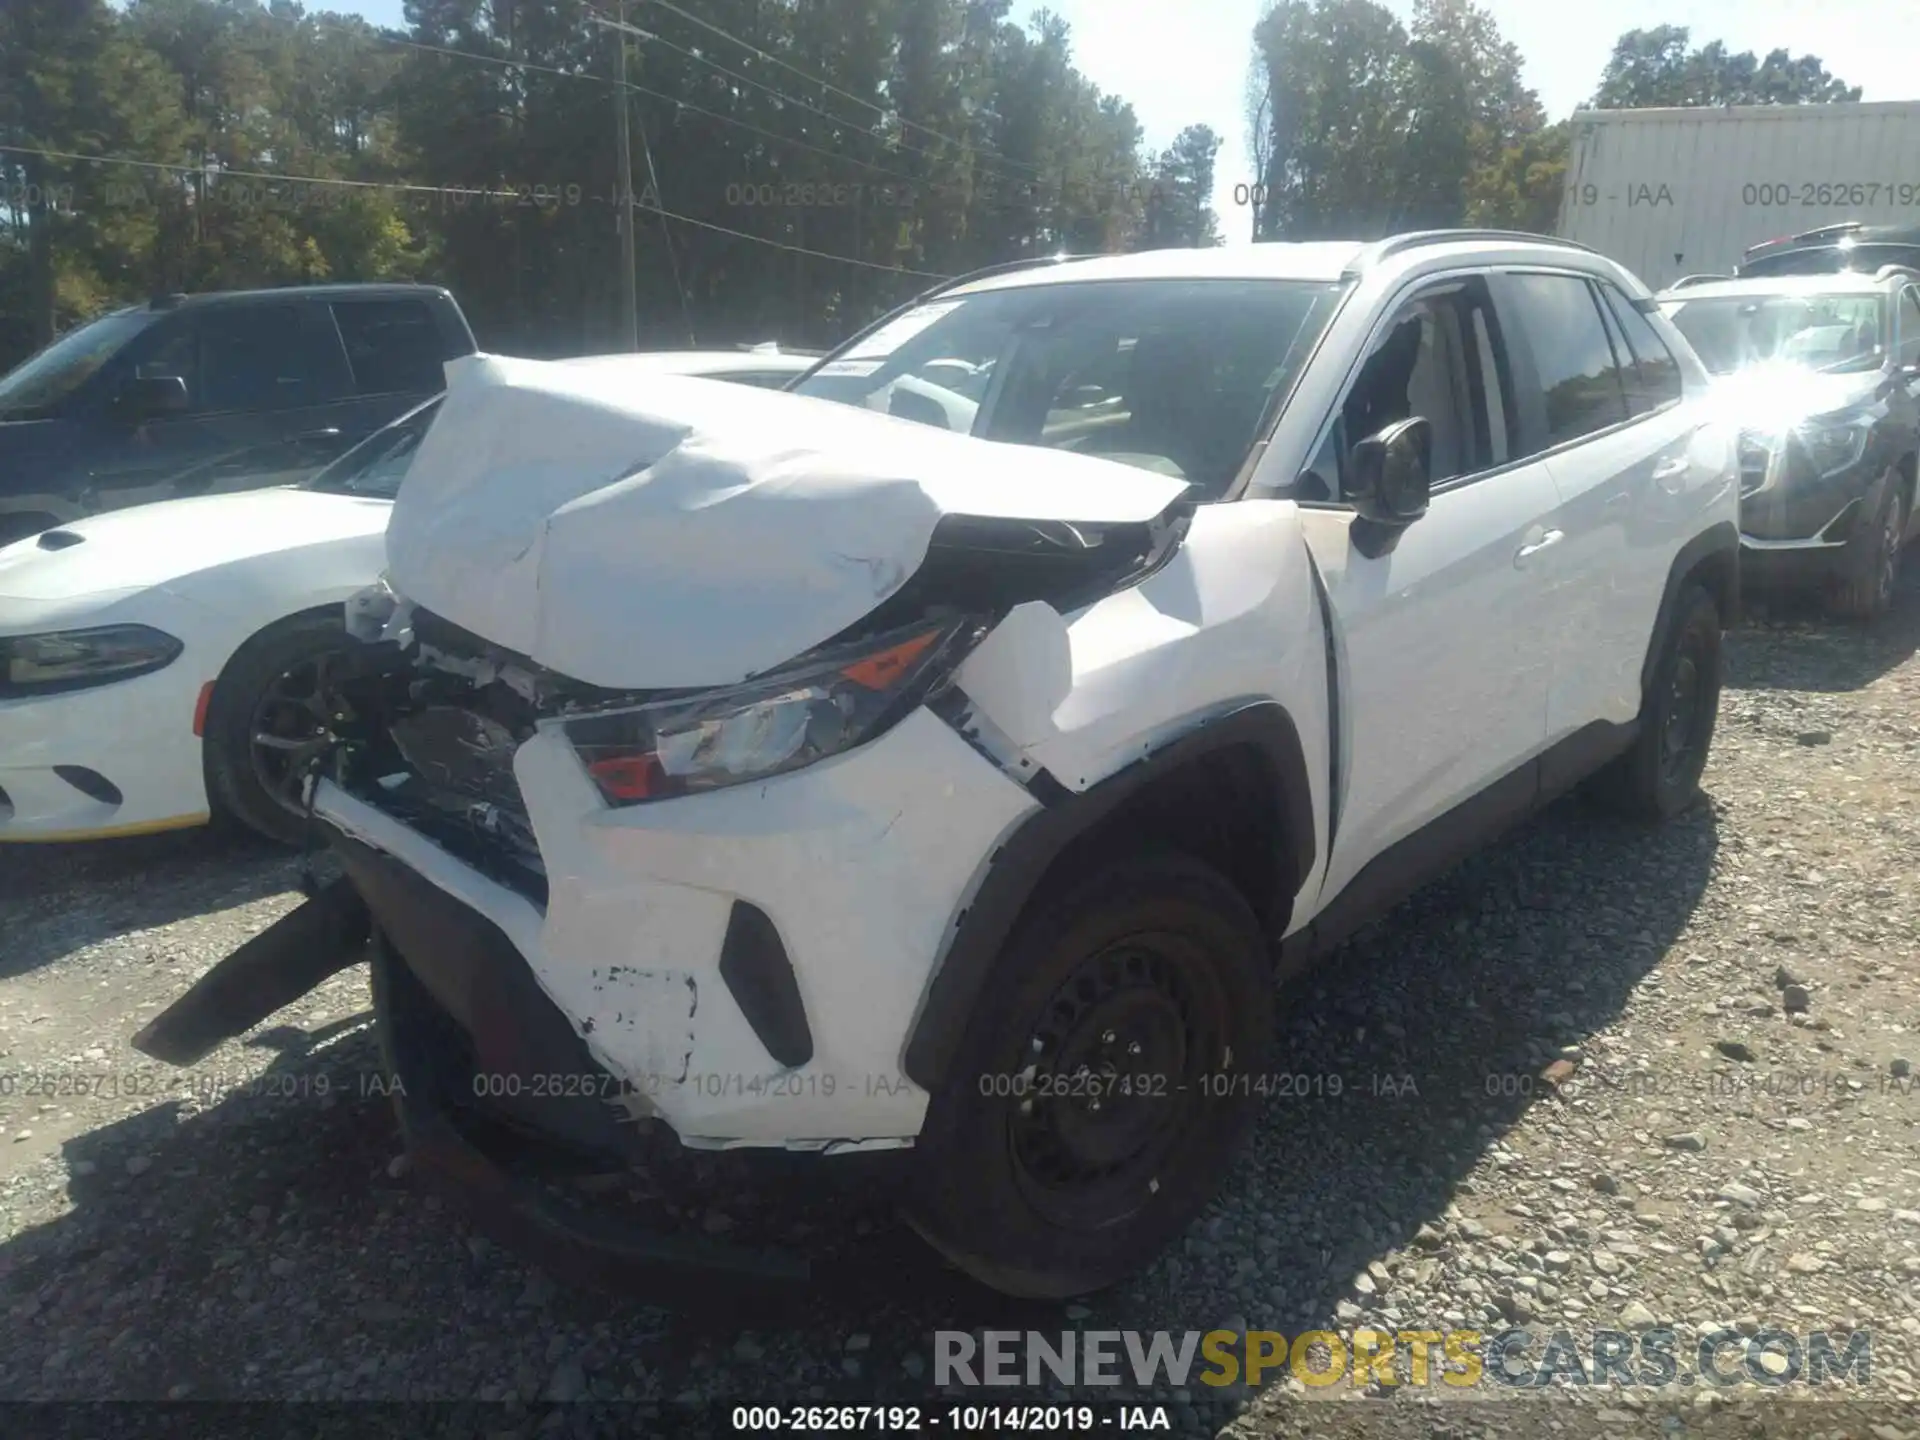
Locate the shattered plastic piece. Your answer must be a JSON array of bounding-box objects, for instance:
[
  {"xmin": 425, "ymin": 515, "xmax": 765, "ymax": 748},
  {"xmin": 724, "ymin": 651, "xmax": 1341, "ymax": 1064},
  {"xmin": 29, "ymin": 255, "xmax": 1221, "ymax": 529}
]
[{"xmin": 344, "ymin": 575, "xmax": 415, "ymax": 648}]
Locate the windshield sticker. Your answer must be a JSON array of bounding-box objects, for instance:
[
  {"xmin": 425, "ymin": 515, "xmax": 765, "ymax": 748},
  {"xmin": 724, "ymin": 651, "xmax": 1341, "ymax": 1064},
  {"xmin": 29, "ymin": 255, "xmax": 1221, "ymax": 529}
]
[
  {"xmin": 815, "ymin": 358, "xmax": 886, "ymax": 378},
  {"xmin": 845, "ymin": 301, "xmax": 962, "ymax": 360}
]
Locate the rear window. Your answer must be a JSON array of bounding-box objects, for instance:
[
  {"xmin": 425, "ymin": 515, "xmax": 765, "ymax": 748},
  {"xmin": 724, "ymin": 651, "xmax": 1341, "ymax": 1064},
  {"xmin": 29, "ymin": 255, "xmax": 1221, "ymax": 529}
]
[
  {"xmin": 198, "ymin": 304, "xmax": 315, "ymax": 411},
  {"xmin": 1740, "ymin": 243, "xmax": 1920, "ymax": 278},
  {"xmin": 333, "ymin": 299, "xmax": 446, "ymax": 395},
  {"xmin": 1502, "ymin": 273, "xmax": 1628, "ymax": 448}
]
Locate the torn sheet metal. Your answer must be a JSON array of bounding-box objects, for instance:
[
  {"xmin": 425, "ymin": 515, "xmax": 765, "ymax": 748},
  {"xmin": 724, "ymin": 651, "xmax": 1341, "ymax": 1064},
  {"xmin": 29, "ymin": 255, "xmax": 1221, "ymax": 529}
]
[
  {"xmin": 383, "ymin": 354, "xmax": 1188, "ymax": 693},
  {"xmin": 955, "ymin": 500, "xmax": 1329, "ymax": 799}
]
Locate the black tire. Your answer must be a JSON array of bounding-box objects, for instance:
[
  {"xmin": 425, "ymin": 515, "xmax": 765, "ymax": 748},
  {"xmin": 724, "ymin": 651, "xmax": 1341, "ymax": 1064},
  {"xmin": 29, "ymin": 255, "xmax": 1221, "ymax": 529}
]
[
  {"xmin": 1831, "ymin": 472, "xmax": 1907, "ymax": 622},
  {"xmin": 203, "ymin": 610, "xmax": 353, "ymax": 846},
  {"xmin": 905, "ymin": 852, "xmax": 1272, "ymax": 1299},
  {"xmin": 1590, "ymin": 583, "xmax": 1721, "ymax": 823}
]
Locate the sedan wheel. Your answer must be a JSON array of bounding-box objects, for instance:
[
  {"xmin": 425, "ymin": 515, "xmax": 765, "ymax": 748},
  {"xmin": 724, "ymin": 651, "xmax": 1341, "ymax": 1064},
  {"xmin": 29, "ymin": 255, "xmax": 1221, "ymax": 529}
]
[{"xmin": 203, "ymin": 611, "xmax": 359, "ymax": 845}]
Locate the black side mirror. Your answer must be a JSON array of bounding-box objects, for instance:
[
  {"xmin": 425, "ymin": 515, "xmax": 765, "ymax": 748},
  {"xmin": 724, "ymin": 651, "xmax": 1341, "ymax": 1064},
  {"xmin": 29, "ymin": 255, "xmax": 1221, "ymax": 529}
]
[
  {"xmin": 1347, "ymin": 416, "xmax": 1432, "ymax": 526},
  {"xmin": 119, "ymin": 373, "xmax": 189, "ymax": 420}
]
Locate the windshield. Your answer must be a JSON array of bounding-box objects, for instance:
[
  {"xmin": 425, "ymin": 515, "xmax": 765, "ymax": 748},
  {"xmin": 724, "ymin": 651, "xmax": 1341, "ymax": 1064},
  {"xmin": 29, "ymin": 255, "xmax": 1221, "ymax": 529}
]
[
  {"xmin": 1660, "ymin": 292, "xmax": 1887, "ymax": 377},
  {"xmin": 0, "ymin": 308, "xmax": 155, "ymax": 418},
  {"xmin": 302, "ymin": 397, "xmax": 442, "ymax": 498},
  {"xmin": 793, "ymin": 277, "xmax": 1349, "ymax": 500}
]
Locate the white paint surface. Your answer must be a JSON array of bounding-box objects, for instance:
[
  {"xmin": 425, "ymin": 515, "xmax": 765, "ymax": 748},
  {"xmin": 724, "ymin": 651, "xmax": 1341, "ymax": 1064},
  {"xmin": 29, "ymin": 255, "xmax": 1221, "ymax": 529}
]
[{"xmin": 384, "ymin": 353, "xmax": 1189, "ymax": 692}]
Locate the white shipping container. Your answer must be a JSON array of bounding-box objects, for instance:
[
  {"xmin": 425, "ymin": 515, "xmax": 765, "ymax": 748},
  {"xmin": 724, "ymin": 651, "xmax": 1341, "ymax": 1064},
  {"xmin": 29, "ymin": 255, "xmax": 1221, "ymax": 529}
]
[{"xmin": 1554, "ymin": 101, "xmax": 1920, "ymax": 291}]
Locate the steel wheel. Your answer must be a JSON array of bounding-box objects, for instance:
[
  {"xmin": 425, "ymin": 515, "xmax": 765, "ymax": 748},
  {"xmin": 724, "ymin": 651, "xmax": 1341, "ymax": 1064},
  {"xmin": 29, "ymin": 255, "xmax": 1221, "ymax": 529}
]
[{"xmin": 1007, "ymin": 933, "xmax": 1224, "ymax": 1230}]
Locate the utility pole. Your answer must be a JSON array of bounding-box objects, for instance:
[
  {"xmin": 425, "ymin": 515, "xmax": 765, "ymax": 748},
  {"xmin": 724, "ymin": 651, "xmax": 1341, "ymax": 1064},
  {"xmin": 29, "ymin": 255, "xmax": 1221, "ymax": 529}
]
[{"xmin": 612, "ymin": 0, "xmax": 639, "ymax": 351}]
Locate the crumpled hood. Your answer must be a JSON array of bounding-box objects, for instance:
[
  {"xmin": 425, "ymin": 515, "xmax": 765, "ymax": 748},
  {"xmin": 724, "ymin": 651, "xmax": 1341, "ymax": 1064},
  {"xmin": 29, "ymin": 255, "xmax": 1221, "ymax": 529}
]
[
  {"xmin": 385, "ymin": 352, "xmax": 1190, "ymax": 690},
  {"xmin": 0, "ymin": 486, "xmax": 391, "ymax": 605}
]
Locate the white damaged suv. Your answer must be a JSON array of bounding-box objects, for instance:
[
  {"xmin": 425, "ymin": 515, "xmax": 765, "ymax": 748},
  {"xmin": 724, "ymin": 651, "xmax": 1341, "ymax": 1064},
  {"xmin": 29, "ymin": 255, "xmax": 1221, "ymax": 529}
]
[{"xmin": 134, "ymin": 233, "xmax": 1740, "ymax": 1301}]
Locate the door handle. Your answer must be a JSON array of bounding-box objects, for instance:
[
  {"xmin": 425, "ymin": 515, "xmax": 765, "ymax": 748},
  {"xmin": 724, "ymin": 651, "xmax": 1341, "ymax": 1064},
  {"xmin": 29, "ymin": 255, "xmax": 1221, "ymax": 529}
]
[
  {"xmin": 295, "ymin": 428, "xmax": 343, "ymax": 443},
  {"xmin": 1515, "ymin": 529, "xmax": 1565, "ymax": 565},
  {"xmin": 1652, "ymin": 455, "xmax": 1689, "ymax": 490}
]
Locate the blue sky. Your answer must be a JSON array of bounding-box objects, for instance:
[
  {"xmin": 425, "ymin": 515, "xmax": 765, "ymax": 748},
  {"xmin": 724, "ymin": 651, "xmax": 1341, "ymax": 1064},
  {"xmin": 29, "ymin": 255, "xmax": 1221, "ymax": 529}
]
[{"xmin": 333, "ymin": 0, "xmax": 1920, "ymax": 233}]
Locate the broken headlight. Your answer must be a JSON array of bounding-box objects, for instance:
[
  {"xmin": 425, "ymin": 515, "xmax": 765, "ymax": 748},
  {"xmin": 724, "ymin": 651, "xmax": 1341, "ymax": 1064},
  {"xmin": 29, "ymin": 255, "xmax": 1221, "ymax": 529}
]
[{"xmin": 554, "ymin": 616, "xmax": 980, "ymax": 806}]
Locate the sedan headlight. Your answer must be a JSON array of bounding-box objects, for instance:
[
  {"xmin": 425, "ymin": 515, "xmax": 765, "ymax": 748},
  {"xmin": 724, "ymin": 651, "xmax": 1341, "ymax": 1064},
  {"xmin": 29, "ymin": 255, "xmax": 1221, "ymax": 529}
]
[
  {"xmin": 554, "ymin": 616, "xmax": 981, "ymax": 806},
  {"xmin": 0, "ymin": 624, "xmax": 184, "ymax": 697},
  {"xmin": 1795, "ymin": 414, "xmax": 1873, "ymax": 477}
]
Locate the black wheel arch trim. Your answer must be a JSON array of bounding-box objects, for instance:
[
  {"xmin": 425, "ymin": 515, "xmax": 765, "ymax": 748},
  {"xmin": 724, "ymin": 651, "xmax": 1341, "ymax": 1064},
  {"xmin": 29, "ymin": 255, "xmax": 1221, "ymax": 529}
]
[
  {"xmin": 1641, "ymin": 520, "xmax": 1740, "ymax": 699},
  {"xmin": 901, "ymin": 699, "xmax": 1316, "ymax": 1092}
]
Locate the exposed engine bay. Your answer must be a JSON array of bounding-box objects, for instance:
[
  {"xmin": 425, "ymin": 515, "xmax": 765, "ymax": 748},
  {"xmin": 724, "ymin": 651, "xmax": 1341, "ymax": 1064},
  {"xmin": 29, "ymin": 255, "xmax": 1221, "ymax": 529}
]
[{"xmin": 314, "ymin": 505, "xmax": 1191, "ymax": 907}]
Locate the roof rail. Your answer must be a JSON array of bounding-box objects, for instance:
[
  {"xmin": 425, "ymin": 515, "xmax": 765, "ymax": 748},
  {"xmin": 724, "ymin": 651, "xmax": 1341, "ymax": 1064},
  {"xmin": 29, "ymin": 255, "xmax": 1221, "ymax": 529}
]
[
  {"xmin": 1352, "ymin": 229, "xmax": 1600, "ymax": 274},
  {"xmin": 1666, "ymin": 274, "xmax": 1731, "ymax": 290},
  {"xmin": 1744, "ymin": 221, "xmax": 1864, "ymax": 257},
  {"xmin": 1791, "ymin": 220, "xmax": 1865, "ymax": 244}
]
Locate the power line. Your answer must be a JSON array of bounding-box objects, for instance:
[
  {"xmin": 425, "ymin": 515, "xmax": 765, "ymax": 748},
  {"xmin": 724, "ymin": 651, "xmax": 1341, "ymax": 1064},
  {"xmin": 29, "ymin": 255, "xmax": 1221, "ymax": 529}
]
[
  {"xmin": 316, "ymin": 13, "xmax": 932, "ymax": 192},
  {"xmin": 360, "ymin": 26, "xmax": 601, "ymax": 86},
  {"xmin": 614, "ymin": 4, "xmax": 698, "ymax": 349},
  {"xmin": 0, "ymin": 141, "xmax": 953, "ymax": 279},
  {"xmin": 629, "ymin": 0, "xmax": 1047, "ymax": 178},
  {"xmin": 622, "ymin": 73, "xmax": 920, "ymax": 187},
  {"xmin": 581, "ymin": 3, "xmax": 990, "ymax": 185},
  {"xmin": 319, "ymin": 12, "xmax": 1097, "ymax": 215},
  {"xmin": 0, "ymin": 141, "xmax": 501, "ymax": 200},
  {"xmin": 631, "ymin": 196, "xmax": 951, "ymax": 278}
]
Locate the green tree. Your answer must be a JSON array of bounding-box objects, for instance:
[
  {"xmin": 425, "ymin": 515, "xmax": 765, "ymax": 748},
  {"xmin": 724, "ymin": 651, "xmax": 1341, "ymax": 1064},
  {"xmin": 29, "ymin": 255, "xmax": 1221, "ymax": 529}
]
[
  {"xmin": 0, "ymin": 0, "xmax": 190, "ymax": 346},
  {"xmin": 1591, "ymin": 26, "xmax": 1862, "ymax": 108},
  {"xmin": 0, "ymin": 0, "xmax": 1205, "ymax": 370},
  {"xmin": 1248, "ymin": 0, "xmax": 1552, "ymax": 240},
  {"xmin": 1139, "ymin": 124, "xmax": 1222, "ymax": 249},
  {"xmin": 1250, "ymin": 0, "xmax": 1415, "ymax": 239},
  {"xmin": 1463, "ymin": 119, "xmax": 1570, "ymax": 231}
]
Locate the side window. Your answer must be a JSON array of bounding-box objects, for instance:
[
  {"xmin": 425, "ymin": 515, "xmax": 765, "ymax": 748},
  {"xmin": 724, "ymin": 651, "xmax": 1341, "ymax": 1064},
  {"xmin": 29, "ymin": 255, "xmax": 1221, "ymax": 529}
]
[
  {"xmin": 1470, "ymin": 308, "xmax": 1510, "ymax": 467},
  {"xmin": 129, "ymin": 320, "xmax": 200, "ymax": 402},
  {"xmin": 1504, "ymin": 273, "xmax": 1628, "ymax": 449},
  {"xmin": 1899, "ymin": 288, "xmax": 1920, "ymax": 368},
  {"xmin": 198, "ymin": 305, "xmax": 315, "ymax": 412},
  {"xmin": 1301, "ymin": 278, "xmax": 1511, "ymax": 500},
  {"xmin": 1598, "ymin": 284, "xmax": 1684, "ymax": 413},
  {"xmin": 332, "ymin": 299, "xmax": 447, "ymax": 395}
]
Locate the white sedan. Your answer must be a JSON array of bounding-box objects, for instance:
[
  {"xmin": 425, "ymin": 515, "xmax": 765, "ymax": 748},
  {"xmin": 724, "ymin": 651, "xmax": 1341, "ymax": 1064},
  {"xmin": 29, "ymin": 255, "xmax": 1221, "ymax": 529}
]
[{"xmin": 0, "ymin": 350, "xmax": 814, "ymax": 844}]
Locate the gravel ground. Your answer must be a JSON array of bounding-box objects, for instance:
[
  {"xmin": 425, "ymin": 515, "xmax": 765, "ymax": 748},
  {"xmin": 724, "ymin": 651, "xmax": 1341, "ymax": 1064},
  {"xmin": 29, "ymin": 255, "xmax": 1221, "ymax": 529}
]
[{"xmin": 4, "ymin": 581, "xmax": 1920, "ymax": 1438}]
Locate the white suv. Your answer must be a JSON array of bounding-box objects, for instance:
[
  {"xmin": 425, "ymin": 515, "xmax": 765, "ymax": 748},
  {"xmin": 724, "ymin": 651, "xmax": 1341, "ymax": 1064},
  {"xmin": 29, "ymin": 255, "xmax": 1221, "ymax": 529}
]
[{"xmin": 135, "ymin": 232, "xmax": 1740, "ymax": 1301}]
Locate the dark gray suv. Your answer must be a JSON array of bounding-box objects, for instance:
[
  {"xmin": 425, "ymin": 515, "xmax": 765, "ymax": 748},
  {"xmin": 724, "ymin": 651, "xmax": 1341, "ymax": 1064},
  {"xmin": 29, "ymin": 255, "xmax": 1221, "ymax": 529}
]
[
  {"xmin": 1658, "ymin": 267, "xmax": 1920, "ymax": 619},
  {"xmin": 0, "ymin": 283, "xmax": 476, "ymax": 547}
]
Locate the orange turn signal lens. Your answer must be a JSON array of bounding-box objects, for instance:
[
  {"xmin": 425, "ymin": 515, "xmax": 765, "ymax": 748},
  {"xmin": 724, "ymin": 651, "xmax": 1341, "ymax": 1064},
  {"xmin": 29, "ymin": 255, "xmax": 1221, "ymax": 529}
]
[
  {"xmin": 839, "ymin": 628, "xmax": 940, "ymax": 691},
  {"xmin": 588, "ymin": 753, "xmax": 662, "ymax": 801}
]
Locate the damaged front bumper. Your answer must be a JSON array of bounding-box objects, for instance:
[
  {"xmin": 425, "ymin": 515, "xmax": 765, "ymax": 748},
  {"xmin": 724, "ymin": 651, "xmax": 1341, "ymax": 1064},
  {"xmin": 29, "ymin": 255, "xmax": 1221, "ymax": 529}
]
[{"xmin": 132, "ymin": 827, "xmax": 813, "ymax": 1303}]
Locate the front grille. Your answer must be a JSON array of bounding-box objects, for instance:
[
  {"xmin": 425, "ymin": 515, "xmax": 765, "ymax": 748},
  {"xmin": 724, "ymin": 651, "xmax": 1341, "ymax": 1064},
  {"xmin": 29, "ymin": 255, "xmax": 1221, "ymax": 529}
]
[{"xmin": 357, "ymin": 741, "xmax": 547, "ymax": 907}]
